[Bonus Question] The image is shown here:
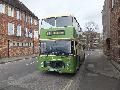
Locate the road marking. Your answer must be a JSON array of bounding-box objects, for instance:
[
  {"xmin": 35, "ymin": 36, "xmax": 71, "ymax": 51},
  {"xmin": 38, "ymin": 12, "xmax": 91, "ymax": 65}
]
[
  {"xmin": 85, "ymin": 54, "xmax": 89, "ymax": 59},
  {"xmin": 87, "ymin": 73, "xmax": 98, "ymax": 77},
  {"xmin": 62, "ymin": 80, "xmax": 73, "ymax": 90},
  {"xmin": 85, "ymin": 55, "xmax": 87, "ymax": 58},
  {"xmin": 87, "ymin": 64, "xmax": 94, "ymax": 68},
  {"xmin": 5, "ymin": 63, "xmax": 8, "ymax": 65},
  {"xmin": 32, "ymin": 62, "xmax": 35, "ymax": 64},
  {"xmin": 5, "ymin": 62, "xmax": 11, "ymax": 64},
  {"xmin": 26, "ymin": 63, "xmax": 29, "ymax": 66}
]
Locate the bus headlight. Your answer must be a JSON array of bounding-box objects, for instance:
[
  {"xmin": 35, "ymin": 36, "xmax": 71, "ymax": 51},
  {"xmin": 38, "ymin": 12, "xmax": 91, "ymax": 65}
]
[
  {"xmin": 66, "ymin": 63, "xmax": 70, "ymax": 67},
  {"xmin": 41, "ymin": 62, "xmax": 44, "ymax": 67},
  {"xmin": 41, "ymin": 62, "xmax": 43, "ymax": 64},
  {"xmin": 66, "ymin": 61, "xmax": 71, "ymax": 67}
]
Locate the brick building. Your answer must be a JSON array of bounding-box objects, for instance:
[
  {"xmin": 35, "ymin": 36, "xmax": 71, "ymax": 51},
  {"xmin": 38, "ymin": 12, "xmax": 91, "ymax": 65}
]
[
  {"xmin": 0, "ymin": 0, "xmax": 39, "ymax": 58},
  {"xmin": 83, "ymin": 31, "xmax": 101, "ymax": 50},
  {"xmin": 102, "ymin": 0, "xmax": 120, "ymax": 62}
]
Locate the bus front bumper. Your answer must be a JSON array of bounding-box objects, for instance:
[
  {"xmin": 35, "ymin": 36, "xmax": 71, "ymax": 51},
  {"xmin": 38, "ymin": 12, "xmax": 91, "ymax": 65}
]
[{"xmin": 37, "ymin": 61, "xmax": 76, "ymax": 74}]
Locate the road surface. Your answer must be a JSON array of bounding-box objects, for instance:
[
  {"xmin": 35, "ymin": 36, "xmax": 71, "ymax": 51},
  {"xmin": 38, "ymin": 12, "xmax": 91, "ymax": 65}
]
[{"xmin": 0, "ymin": 50, "xmax": 119, "ymax": 90}]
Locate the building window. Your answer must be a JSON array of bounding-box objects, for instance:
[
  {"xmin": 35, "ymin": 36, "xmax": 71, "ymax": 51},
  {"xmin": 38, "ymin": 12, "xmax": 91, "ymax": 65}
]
[
  {"xmin": 22, "ymin": 13, "xmax": 25, "ymax": 21},
  {"xmin": 0, "ymin": 23, "xmax": 2, "ymax": 30},
  {"xmin": 28, "ymin": 16, "xmax": 30, "ymax": 23},
  {"xmin": 30, "ymin": 17, "xmax": 32, "ymax": 24},
  {"xmin": 13, "ymin": 42, "xmax": 15, "ymax": 46},
  {"xmin": 17, "ymin": 25, "xmax": 21, "ymax": 36},
  {"xmin": 19, "ymin": 42, "xmax": 22, "ymax": 46},
  {"xmin": 112, "ymin": 0, "xmax": 115, "ymax": 8},
  {"xmin": 26, "ymin": 43, "xmax": 28, "ymax": 46},
  {"xmin": 8, "ymin": 6, "xmax": 14, "ymax": 17},
  {"xmin": 17, "ymin": 10, "xmax": 21, "ymax": 20},
  {"xmin": 28, "ymin": 29, "xmax": 32, "ymax": 38},
  {"xmin": 17, "ymin": 11, "xmax": 19, "ymax": 19},
  {"xmin": 17, "ymin": 43, "xmax": 19, "ymax": 46},
  {"xmin": 19, "ymin": 11, "xmax": 21, "ymax": 20},
  {"xmin": 29, "ymin": 43, "xmax": 31, "ymax": 46},
  {"xmin": 25, "ymin": 14, "xmax": 27, "ymax": 22},
  {"xmin": 0, "ymin": 4, "xmax": 5, "ymax": 13},
  {"xmin": 31, "ymin": 43, "xmax": 33, "ymax": 47},
  {"xmin": 9, "ymin": 41, "xmax": 13, "ymax": 47},
  {"xmin": 22, "ymin": 43, "xmax": 23, "ymax": 46},
  {"xmin": 34, "ymin": 19, "xmax": 37, "ymax": 25},
  {"xmin": 23, "ymin": 43, "xmax": 25, "ymax": 46},
  {"xmin": 8, "ymin": 23, "xmax": 14, "ymax": 35},
  {"xmin": 25, "ymin": 28, "xmax": 28, "ymax": 37},
  {"xmin": 34, "ymin": 30, "xmax": 38, "ymax": 39}
]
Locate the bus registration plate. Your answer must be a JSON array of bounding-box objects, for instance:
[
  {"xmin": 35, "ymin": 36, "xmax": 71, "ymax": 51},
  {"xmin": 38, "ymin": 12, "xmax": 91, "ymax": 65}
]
[{"xmin": 49, "ymin": 68, "xmax": 55, "ymax": 71}]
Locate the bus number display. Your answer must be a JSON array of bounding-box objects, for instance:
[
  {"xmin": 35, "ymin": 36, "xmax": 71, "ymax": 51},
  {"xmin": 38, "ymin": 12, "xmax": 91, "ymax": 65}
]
[{"xmin": 46, "ymin": 30, "xmax": 65, "ymax": 36}]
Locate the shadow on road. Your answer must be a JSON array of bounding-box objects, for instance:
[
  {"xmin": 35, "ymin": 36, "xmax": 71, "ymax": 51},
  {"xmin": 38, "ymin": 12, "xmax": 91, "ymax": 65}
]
[
  {"xmin": 0, "ymin": 85, "xmax": 30, "ymax": 90},
  {"xmin": 39, "ymin": 71, "xmax": 76, "ymax": 78}
]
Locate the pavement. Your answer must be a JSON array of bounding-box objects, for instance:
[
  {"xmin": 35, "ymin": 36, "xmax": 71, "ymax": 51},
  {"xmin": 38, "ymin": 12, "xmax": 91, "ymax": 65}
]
[
  {"xmin": 86, "ymin": 51, "xmax": 120, "ymax": 80},
  {"xmin": 110, "ymin": 59, "xmax": 120, "ymax": 73},
  {"xmin": 0, "ymin": 54, "xmax": 39, "ymax": 64}
]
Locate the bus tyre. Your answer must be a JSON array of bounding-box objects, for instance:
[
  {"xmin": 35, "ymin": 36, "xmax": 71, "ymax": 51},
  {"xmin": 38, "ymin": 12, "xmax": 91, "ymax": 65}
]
[
  {"xmin": 77, "ymin": 64, "xmax": 80, "ymax": 71},
  {"xmin": 83, "ymin": 53, "xmax": 85, "ymax": 60},
  {"xmin": 71, "ymin": 70, "xmax": 77, "ymax": 76},
  {"xmin": 77, "ymin": 68, "xmax": 79, "ymax": 72}
]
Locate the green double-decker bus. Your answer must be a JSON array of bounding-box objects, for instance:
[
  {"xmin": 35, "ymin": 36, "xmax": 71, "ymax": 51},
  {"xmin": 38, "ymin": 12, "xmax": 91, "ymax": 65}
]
[{"xmin": 37, "ymin": 15, "xmax": 85, "ymax": 74}]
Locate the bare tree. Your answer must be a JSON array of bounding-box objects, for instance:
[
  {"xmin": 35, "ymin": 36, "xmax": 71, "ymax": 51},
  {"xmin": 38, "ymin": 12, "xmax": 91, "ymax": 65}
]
[
  {"xmin": 85, "ymin": 21, "xmax": 99, "ymax": 32},
  {"xmin": 84, "ymin": 21, "xmax": 99, "ymax": 50}
]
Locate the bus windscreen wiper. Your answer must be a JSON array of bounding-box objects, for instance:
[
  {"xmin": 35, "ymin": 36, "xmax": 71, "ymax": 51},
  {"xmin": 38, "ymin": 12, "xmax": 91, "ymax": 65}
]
[
  {"xmin": 55, "ymin": 49, "xmax": 69, "ymax": 56},
  {"xmin": 45, "ymin": 50, "xmax": 53, "ymax": 55}
]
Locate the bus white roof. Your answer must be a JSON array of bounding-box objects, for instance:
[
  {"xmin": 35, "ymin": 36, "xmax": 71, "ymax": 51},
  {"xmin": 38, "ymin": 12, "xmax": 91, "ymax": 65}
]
[{"xmin": 42, "ymin": 13, "xmax": 74, "ymax": 19}]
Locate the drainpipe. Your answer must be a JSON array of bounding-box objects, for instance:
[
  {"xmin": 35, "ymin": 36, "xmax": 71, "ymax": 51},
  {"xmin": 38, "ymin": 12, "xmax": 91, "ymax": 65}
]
[
  {"xmin": 8, "ymin": 40, "xmax": 10, "ymax": 57},
  {"xmin": 33, "ymin": 40, "xmax": 34, "ymax": 54}
]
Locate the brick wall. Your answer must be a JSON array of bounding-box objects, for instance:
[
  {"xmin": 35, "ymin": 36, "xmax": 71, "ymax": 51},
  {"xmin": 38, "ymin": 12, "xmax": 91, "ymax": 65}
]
[
  {"xmin": 102, "ymin": 0, "xmax": 120, "ymax": 62},
  {"xmin": 0, "ymin": 1, "xmax": 39, "ymax": 58}
]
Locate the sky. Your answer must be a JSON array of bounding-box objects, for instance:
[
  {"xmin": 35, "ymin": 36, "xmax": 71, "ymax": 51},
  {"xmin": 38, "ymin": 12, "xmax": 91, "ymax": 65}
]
[{"xmin": 20, "ymin": 0, "xmax": 105, "ymax": 33}]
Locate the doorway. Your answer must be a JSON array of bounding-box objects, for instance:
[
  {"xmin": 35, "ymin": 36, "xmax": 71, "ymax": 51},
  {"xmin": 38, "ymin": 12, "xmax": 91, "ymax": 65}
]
[{"xmin": 106, "ymin": 38, "xmax": 111, "ymax": 50}]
